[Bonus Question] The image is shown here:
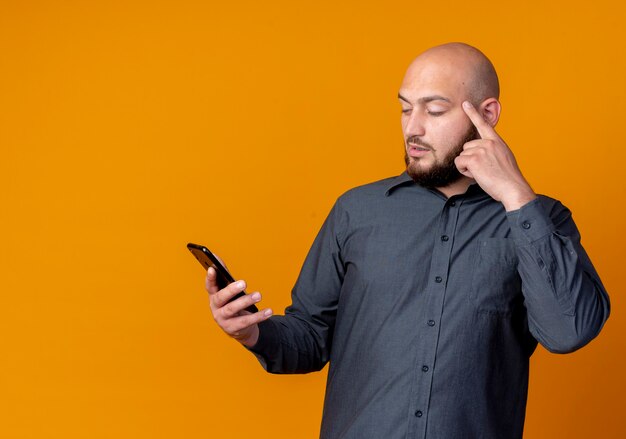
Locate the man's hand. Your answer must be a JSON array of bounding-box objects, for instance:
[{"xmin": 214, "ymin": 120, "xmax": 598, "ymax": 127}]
[
  {"xmin": 205, "ymin": 266, "xmax": 273, "ymax": 348},
  {"xmin": 455, "ymin": 101, "xmax": 537, "ymax": 211}
]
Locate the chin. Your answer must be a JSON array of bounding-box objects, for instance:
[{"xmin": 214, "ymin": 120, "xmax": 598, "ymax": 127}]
[{"xmin": 407, "ymin": 160, "xmax": 432, "ymax": 174}]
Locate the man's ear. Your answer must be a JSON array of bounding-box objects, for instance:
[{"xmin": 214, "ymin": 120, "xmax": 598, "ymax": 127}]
[{"xmin": 478, "ymin": 98, "xmax": 501, "ymax": 128}]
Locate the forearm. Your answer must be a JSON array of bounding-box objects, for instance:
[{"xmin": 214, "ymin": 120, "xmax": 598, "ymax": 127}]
[
  {"xmin": 508, "ymin": 198, "xmax": 610, "ymax": 353},
  {"xmin": 247, "ymin": 314, "xmax": 331, "ymax": 373},
  {"xmin": 246, "ymin": 199, "xmax": 346, "ymax": 373}
]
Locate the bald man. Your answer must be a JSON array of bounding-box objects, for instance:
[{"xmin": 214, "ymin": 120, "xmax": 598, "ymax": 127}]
[{"xmin": 205, "ymin": 43, "xmax": 610, "ymax": 438}]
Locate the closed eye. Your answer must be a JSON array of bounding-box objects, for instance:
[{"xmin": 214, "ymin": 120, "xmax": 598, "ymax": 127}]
[{"xmin": 427, "ymin": 110, "xmax": 444, "ymax": 117}]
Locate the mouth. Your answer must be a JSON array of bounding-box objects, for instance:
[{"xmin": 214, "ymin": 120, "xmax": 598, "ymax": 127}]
[{"xmin": 407, "ymin": 144, "xmax": 431, "ymax": 158}]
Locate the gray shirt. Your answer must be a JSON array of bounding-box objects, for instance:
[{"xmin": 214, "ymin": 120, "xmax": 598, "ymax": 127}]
[{"xmin": 249, "ymin": 171, "xmax": 610, "ymax": 439}]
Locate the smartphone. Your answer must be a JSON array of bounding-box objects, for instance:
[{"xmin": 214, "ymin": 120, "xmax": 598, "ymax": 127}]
[{"xmin": 187, "ymin": 243, "xmax": 259, "ymax": 313}]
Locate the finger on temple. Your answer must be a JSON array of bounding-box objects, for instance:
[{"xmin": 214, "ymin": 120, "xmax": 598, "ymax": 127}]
[{"xmin": 462, "ymin": 101, "xmax": 495, "ymax": 139}]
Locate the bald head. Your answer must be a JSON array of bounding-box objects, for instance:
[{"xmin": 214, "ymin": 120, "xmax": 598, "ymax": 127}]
[
  {"xmin": 402, "ymin": 42, "xmax": 500, "ymax": 106},
  {"xmin": 399, "ymin": 43, "xmax": 503, "ymax": 190}
]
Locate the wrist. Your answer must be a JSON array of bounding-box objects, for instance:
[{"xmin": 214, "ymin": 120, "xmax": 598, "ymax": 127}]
[
  {"xmin": 240, "ymin": 325, "xmax": 260, "ymax": 348},
  {"xmin": 501, "ymin": 186, "xmax": 537, "ymax": 212}
]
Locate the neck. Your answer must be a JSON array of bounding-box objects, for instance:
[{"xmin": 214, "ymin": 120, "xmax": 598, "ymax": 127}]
[{"xmin": 434, "ymin": 176, "xmax": 475, "ymax": 199}]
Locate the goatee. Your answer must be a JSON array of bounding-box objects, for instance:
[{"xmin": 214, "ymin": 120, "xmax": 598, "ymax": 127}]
[{"xmin": 404, "ymin": 125, "xmax": 479, "ymax": 188}]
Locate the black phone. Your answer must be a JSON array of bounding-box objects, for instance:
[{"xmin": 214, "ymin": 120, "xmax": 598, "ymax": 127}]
[{"xmin": 187, "ymin": 243, "xmax": 259, "ymax": 313}]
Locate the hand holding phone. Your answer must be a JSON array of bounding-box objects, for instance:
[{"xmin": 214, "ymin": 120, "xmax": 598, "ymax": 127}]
[
  {"xmin": 187, "ymin": 243, "xmax": 273, "ymax": 347},
  {"xmin": 187, "ymin": 243, "xmax": 258, "ymax": 313}
]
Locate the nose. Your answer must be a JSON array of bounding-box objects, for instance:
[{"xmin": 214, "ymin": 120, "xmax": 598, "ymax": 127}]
[{"xmin": 403, "ymin": 110, "xmax": 426, "ymax": 138}]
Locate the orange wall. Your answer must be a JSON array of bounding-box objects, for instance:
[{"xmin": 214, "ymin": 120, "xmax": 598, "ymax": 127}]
[{"xmin": 1, "ymin": 1, "xmax": 624, "ymax": 437}]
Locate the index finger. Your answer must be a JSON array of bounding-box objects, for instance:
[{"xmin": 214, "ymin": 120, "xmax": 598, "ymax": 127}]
[{"xmin": 462, "ymin": 101, "xmax": 498, "ymax": 140}]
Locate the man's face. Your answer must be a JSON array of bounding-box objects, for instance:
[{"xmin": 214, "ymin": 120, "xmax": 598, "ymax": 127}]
[{"xmin": 399, "ymin": 58, "xmax": 479, "ymax": 187}]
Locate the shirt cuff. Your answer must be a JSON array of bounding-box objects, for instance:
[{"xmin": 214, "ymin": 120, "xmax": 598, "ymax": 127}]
[
  {"xmin": 245, "ymin": 318, "xmax": 280, "ymax": 369},
  {"xmin": 506, "ymin": 197, "xmax": 555, "ymax": 244}
]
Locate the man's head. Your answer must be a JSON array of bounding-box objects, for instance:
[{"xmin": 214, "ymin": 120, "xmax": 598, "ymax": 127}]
[{"xmin": 399, "ymin": 43, "xmax": 501, "ymax": 188}]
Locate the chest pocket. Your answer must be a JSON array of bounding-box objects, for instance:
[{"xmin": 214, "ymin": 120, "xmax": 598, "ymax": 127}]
[{"xmin": 469, "ymin": 238, "xmax": 522, "ymax": 314}]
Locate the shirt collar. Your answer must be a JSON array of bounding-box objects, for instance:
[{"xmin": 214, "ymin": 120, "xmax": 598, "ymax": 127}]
[
  {"xmin": 384, "ymin": 171, "xmax": 415, "ymax": 196},
  {"xmin": 384, "ymin": 170, "xmax": 488, "ymax": 200}
]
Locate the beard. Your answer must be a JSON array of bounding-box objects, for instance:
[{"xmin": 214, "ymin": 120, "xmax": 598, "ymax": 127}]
[{"xmin": 404, "ymin": 124, "xmax": 479, "ymax": 188}]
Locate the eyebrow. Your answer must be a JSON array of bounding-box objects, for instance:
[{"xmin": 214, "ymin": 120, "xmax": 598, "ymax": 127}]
[{"xmin": 398, "ymin": 93, "xmax": 451, "ymax": 104}]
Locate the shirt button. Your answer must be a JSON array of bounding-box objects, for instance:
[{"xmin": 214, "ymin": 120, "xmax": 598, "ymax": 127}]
[
  {"xmin": 422, "ymin": 365, "xmax": 429, "ymax": 372},
  {"xmin": 427, "ymin": 320, "xmax": 436, "ymax": 327},
  {"xmin": 441, "ymin": 235, "xmax": 449, "ymax": 242},
  {"xmin": 414, "ymin": 410, "xmax": 423, "ymax": 417},
  {"xmin": 435, "ymin": 276, "xmax": 442, "ymax": 283},
  {"xmin": 450, "ymin": 201, "xmax": 456, "ymax": 207},
  {"xmin": 522, "ymin": 221, "xmax": 531, "ymax": 229}
]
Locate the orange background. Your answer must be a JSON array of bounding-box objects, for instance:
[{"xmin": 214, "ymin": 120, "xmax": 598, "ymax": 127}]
[{"xmin": 1, "ymin": 1, "xmax": 624, "ymax": 437}]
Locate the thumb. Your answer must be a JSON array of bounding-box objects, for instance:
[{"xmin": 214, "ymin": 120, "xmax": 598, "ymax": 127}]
[{"xmin": 205, "ymin": 267, "xmax": 220, "ymax": 295}]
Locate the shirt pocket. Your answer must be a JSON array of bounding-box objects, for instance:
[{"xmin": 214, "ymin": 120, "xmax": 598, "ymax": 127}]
[{"xmin": 469, "ymin": 238, "xmax": 522, "ymax": 314}]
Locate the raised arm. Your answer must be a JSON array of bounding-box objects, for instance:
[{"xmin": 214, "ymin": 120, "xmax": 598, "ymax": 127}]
[
  {"xmin": 508, "ymin": 198, "xmax": 610, "ymax": 353},
  {"xmin": 457, "ymin": 99, "xmax": 610, "ymax": 352}
]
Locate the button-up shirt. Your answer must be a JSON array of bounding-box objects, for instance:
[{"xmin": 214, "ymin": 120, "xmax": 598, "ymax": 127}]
[{"xmin": 248, "ymin": 171, "xmax": 610, "ymax": 439}]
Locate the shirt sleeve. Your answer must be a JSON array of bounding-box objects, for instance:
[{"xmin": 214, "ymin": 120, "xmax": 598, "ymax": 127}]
[
  {"xmin": 506, "ymin": 197, "xmax": 610, "ymax": 353},
  {"xmin": 246, "ymin": 199, "xmax": 347, "ymax": 373}
]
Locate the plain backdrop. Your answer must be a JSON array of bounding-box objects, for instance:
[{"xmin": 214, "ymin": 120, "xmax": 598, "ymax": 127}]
[{"xmin": 1, "ymin": 1, "xmax": 624, "ymax": 437}]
